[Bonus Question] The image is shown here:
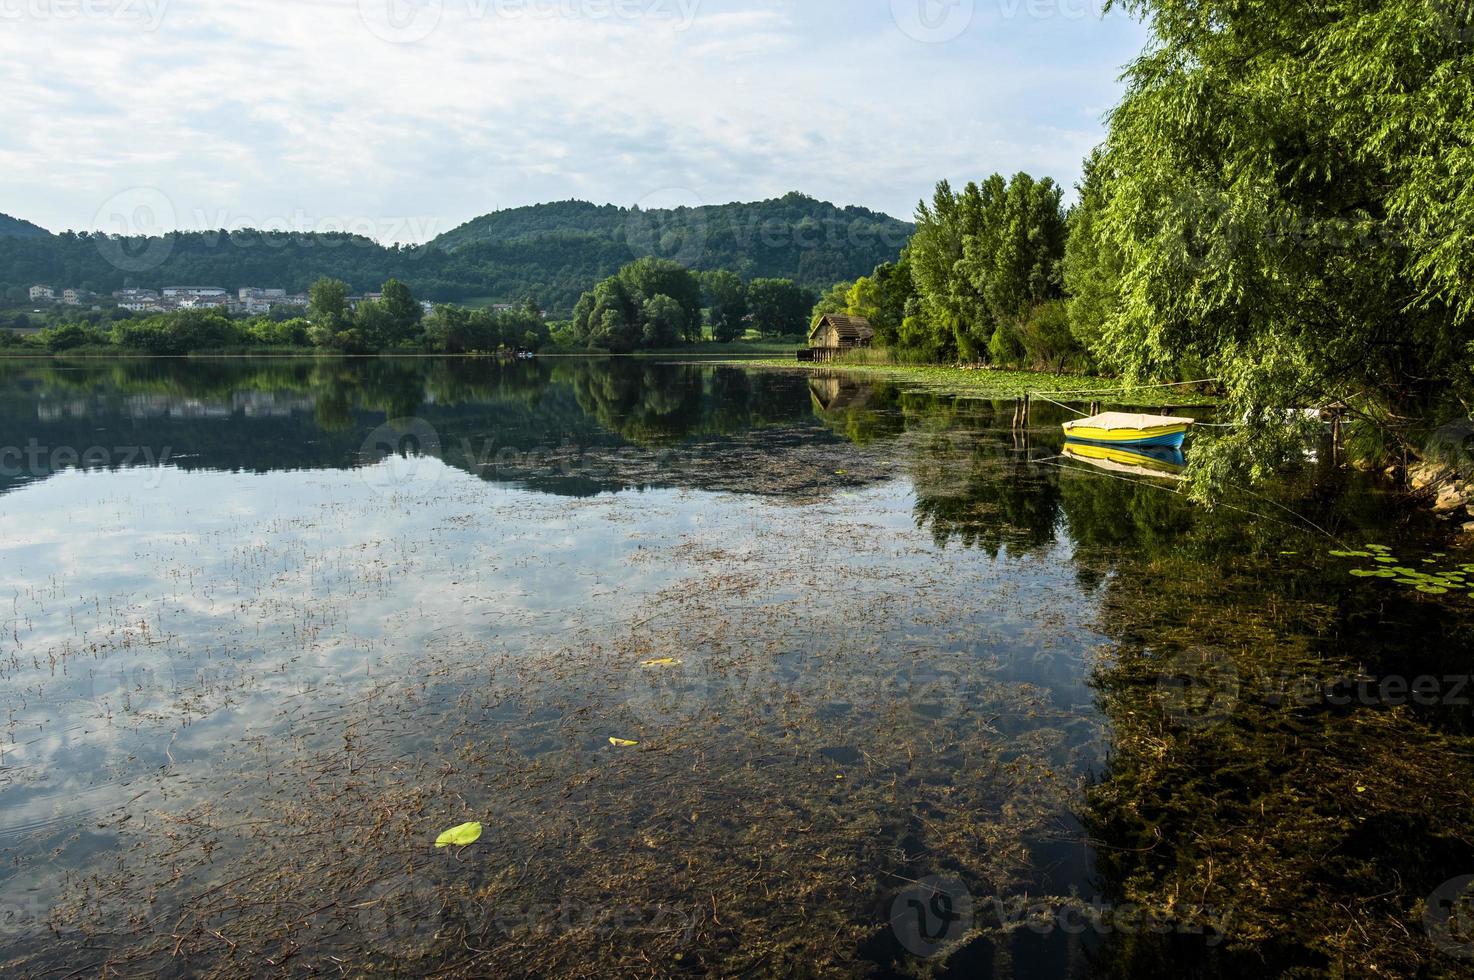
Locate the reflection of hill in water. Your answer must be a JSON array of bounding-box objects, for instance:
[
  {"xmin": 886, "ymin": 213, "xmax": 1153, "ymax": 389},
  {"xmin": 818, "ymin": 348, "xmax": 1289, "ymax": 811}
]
[{"xmin": 0, "ymin": 358, "xmax": 913, "ymax": 500}]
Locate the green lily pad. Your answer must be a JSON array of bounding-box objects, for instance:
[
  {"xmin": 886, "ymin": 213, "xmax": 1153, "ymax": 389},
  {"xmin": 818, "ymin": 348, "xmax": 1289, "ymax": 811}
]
[
  {"xmin": 1329, "ymin": 550, "xmax": 1373, "ymax": 558},
  {"xmin": 1418, "ymin": 586, "xmax": 1450, "ymax": 595}
]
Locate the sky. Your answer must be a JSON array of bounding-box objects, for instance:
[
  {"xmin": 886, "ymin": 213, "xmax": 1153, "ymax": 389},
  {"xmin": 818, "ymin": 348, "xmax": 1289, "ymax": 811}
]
[{"xmin": 0, "ymin": 0, "xmax": 1150, "ymax": 243}]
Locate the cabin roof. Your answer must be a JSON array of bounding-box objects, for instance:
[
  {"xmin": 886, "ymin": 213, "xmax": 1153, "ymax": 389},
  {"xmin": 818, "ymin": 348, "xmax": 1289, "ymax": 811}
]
[{"xmin": 809, "ymin": 314, "xmax": 875, "ymax": 342}]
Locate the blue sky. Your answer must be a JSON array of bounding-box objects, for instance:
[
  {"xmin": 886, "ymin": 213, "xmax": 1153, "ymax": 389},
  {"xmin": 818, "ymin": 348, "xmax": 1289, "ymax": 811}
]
[{"xmin": 1, "ymin": 0, "xmax": 1149, "ymax": 242}]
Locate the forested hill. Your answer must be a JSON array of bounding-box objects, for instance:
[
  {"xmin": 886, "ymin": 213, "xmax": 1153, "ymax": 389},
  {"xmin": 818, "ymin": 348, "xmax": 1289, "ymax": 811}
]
[
  {"xmin": 0, "ymin": 213, "xmax": 50, "ymax": 238},
  {"xmin": 0, "ymin": 194, "xmax": 911, "ymax": 315},
  {"xmin": 431, "ymin": 194, "xmax": 912, "ymax": 288}
]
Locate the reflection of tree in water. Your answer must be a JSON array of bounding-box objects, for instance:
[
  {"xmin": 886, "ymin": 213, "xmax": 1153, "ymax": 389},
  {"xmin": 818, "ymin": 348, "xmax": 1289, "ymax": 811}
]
[
  {"xmin": 1071, "ymin": 486, "xmax": 1474, "ymax": 976},
  {"xmin": 908, "ymin": 416, "xmax": 1062, "ymax": 557},
  {"xmin": 570, "ymin": 361, "xmax": 706, "ymax": 445},
  {"xmin": 901, "ymin": 433, "xmax": 1474, "ymax": 973},
  {"xmin": 567, "ymin": 361, "xmax": 819, "ymax": 447}
]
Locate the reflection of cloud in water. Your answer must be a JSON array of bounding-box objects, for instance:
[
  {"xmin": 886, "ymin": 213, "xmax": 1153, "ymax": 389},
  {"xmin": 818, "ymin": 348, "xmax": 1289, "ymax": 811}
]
[{"xmin": 0, "ymin": 442, "xmax": 1114, "ymax": 965}]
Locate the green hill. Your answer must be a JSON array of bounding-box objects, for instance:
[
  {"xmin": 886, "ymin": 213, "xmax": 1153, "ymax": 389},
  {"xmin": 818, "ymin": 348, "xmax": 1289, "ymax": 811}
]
[
  {"xmin": 431, "ymin": 194, "xmax": 913, "ymax": 308},
  {"xmin": 0, "ymin": 194, "xmax": 912, "ymax": 315},
  {"xmin": 0, "ymin": 213, "xmax": 50, "ymax": 238}
]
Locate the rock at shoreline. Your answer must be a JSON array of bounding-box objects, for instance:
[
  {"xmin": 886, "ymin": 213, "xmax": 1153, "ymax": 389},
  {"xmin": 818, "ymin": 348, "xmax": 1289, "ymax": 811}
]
[{"xmin": 1433, "ymin": 485, "xmax": 1470, "ymax": 513}]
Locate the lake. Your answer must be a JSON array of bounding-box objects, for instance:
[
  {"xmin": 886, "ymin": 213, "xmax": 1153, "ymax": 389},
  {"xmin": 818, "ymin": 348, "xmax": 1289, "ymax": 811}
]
[{"xmin": 0, "ymin": 356, "xmax": 1470, "ymax": 977}]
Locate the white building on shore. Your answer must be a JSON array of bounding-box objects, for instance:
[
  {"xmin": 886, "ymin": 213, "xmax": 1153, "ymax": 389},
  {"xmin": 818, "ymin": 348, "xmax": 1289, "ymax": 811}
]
[{"xmin": 162, "ymin": 286, "xmax": 228, "ymax": 299}]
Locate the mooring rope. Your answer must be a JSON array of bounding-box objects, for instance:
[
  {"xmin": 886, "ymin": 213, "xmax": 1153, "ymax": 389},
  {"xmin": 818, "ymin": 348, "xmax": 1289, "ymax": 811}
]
[
  {"xmin": 1030, "ymin": 393, "xmax": 1091, "ymax": 417},
  {"xmin": 1027, "ymin": 377, "xmax": 1220, "ymax": 398}
]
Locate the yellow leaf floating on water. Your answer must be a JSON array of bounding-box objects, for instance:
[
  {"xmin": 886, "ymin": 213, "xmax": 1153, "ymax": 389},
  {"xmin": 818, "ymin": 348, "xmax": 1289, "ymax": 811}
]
[
  {"xmin": 435, "ymin": 822, "xmax": 482, "ymax": 848},
  {"xmin": 609, "ymin": 737, "xmax": 639, "ymax": 747},
  {"xmin": 642, "ymin": 658, "xmax": 681, "ymax": 667}
]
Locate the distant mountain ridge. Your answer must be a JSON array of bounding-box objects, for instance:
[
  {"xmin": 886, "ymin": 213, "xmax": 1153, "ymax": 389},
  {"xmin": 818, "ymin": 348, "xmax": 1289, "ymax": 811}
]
[
  {"xmin": 0, "ymin": 213, "xmax": 50, "ymax": 238},
  {"xmin": 0, "ymin": 193, "xmax": 912, "ymax": 315}
]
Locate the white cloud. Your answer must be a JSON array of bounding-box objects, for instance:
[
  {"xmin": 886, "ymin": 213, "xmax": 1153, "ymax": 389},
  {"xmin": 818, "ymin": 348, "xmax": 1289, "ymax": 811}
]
[{"xmin": 0, "ymin": 0, "xmax": 1148, "ymax": 237}]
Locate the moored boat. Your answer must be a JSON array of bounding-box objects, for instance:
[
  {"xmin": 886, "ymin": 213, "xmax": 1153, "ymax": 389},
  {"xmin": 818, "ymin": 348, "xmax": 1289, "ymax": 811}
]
[{"xmin": 1061, "ymin": 411, "xmax": 1195, "ymax": 448}]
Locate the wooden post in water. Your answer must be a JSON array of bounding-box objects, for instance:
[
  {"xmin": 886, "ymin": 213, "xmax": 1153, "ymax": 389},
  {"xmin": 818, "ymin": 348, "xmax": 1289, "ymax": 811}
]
[{"xmin": 1331, "ymin": 407, "xmax": 1344, "ymax": 467}]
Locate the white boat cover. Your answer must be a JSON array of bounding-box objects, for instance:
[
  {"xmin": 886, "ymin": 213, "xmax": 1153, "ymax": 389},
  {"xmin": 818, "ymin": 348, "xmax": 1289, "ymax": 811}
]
[{"xmin": 1062, "ymin": 412, "xmax": 1195, "ymax": 432}]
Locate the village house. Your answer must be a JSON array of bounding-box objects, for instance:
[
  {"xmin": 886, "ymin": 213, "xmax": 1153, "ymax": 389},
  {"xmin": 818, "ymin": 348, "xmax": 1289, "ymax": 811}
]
[
  {"xmin": 803, "ymin": 314, "xmax": 875, "ymax": 362},
  {"xmin": 28, "ymin": 285, "xmax": 54, "ymax": 302},
  {"xmin": 162, "ymin": 286, "xmax": 228, "ymax": 299}
]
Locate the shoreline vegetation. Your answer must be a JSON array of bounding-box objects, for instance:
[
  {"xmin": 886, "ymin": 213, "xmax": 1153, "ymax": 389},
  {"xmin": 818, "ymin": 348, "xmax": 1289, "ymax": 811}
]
[{"xmin": 703, "ymin": 356, "xmax": 1215, "ymax": 408}]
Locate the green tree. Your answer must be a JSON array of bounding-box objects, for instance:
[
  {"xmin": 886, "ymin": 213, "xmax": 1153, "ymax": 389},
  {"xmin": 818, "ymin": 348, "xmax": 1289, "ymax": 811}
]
[
  {"xmin": 747, "ymin": 278, "xmax": 816, "ymax": 338},
  {"xmin": 1062, "ymin": 149, "xmax": 1119, "ymax": 368},
  {"xmin": 378, "ymin": 278, "xmax": 423, "ymax": 347},
  {"xmin": 1096, "ymin": 0, "xmax": 1474, "ymax": 494},
  {"xmin": 617, "ymin": 258, "xmax": 703, "ymax": 342},
  {"xmin": 810, "ymin": 280, "xmax": 853, "ymax": 332},
  {"xmin": 642, "ymin": 294, "xmax": 685, "ymax": 347},
  {"xmin": 307, "ymin": 277, "xmax": 354, "ymax": 349},
  {"xmin": 845, "ymin": 255, "xmax": 914, "ymax": 347},
  {"xmin": 702, "ymin": 270, "xmax": 749, "ymax": 342}
]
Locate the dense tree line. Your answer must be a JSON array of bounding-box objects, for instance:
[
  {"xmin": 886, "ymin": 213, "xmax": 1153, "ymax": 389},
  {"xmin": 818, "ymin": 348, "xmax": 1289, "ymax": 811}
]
[
  {"xmin": 2, "ymin": 278, "xmax": 550, "ymax": 355},
  {"xmin": 564, "ymin": 259, "xmax": 816, "ymax": 352},
  {"xmin": 0, "ymin": 194, "xmax": 912, "ymax": 317}
]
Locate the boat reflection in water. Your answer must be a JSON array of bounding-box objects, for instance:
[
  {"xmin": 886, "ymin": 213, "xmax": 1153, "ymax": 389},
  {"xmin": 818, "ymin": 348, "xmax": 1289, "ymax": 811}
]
[{"xmin": 1061, "ymin": 440, "xmax": 1187, "ymax": 481}]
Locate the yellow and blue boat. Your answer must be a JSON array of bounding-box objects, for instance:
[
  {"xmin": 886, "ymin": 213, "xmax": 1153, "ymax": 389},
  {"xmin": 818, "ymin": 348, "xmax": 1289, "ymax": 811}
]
[
  {"xmin": 1062, "ymin": 441, "xmax": 1186, "ymax": 480},
  {"xmin": 1061, "ymin": 412, "xmax": 1194, "ymax": 449}
]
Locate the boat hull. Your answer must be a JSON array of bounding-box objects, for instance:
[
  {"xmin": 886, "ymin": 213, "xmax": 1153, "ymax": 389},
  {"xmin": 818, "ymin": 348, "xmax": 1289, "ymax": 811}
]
[{"xmin": 1060, "ymin": 426, "xmax": 1188, "ymax": 449}]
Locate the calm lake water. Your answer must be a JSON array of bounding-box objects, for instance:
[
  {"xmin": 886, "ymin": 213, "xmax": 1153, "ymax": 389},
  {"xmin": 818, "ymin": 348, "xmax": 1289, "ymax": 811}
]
[{"xmin": 0, "ymin": 357, "xmax": 1471, "ymax": 977}]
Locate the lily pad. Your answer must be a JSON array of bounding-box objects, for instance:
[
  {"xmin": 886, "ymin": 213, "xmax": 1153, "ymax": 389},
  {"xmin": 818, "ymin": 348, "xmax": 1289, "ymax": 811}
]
[{"xmin": 435, "ymin": 822, "xmax": 483, "ymax": 848}]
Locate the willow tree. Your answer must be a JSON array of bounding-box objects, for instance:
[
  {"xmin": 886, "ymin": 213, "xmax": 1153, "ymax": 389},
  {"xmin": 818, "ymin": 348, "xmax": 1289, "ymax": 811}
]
[{"xmin": 1094, "ymin": 0, "xmax": 1474, "ymax": 493}]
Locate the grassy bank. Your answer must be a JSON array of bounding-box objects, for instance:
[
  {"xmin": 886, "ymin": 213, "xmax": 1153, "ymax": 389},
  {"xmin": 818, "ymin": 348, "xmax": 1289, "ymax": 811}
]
[{"xmin": 702, "ymin": 357, "xmax": 1217, "ymax": 408}]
